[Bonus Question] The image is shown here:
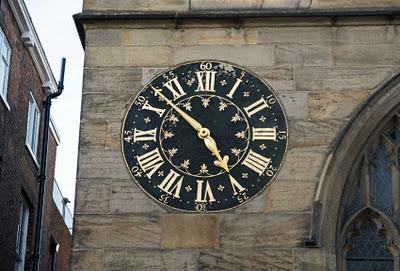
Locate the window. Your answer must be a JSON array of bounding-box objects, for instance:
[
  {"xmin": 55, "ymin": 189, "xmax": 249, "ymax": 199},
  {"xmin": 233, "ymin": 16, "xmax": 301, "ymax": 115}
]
[
  {"xmin": 346, "ymin": 219, "xmax": 394, "ymax": 271},
  {"xmin": 338, "ymin": 112, "xmax": 400, "ymax": 270},
  {"xmin": 15, "ymin": 200, "xmax": 29, "ymax": 271},
  {"xmin": 0, "ymin": 26, "xmax": 11, "ymax": 109},
  {"xmin": 26, "ymin": 92, "xmax": 40, "ymax": 161}
]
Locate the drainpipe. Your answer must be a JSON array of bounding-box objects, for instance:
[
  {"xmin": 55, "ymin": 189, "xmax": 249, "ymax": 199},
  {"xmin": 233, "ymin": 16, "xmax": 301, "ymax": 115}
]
[{"xmin": 32, "ymin": 58, "xmax": 66, "ymax": 271}]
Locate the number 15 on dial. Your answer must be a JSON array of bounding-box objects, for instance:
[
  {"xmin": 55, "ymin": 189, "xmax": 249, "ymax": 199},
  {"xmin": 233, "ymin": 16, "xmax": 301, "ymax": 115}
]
[{"xmin": 122, "ymin": 60, "xmax": 288, "ymax": 212}]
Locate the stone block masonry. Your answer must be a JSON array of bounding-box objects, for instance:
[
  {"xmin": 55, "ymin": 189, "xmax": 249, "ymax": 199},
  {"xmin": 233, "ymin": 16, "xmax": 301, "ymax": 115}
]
[{"xmin": 73, "ymin": 4, "xmax": 400, "ymax": 270}]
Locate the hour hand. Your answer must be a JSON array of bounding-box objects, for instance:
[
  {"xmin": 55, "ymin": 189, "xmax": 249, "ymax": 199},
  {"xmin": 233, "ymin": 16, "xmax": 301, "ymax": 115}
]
[{"xmin": 199, "ymin": 128, "xmax": 230, "ymax": 173}]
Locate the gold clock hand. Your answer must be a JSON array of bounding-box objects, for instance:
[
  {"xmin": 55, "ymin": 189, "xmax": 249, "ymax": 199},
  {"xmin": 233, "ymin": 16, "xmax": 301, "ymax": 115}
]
[
  {"xmin": 151, "ymin": 85, "xmax": 203, "ymax": 131},
  {"xmin": 151, "ymin": 85, "xmax": 229, "ymax": 172},
  {"xmin": 199, "ymin": 128, "xmax": 230, "ymax": 173}
]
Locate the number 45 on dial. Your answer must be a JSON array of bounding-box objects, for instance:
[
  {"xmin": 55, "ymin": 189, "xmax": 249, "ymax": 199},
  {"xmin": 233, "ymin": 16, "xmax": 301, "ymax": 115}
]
[{"xmin": 122, "ymin": 60, "xmax": 288, "ymax": 212}]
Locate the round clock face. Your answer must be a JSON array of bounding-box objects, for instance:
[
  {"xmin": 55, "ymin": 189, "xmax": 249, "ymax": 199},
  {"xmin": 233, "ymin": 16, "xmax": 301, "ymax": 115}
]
[{"xmin": 122, "ymin": 60, "xmax": 288, "ymax": 212}]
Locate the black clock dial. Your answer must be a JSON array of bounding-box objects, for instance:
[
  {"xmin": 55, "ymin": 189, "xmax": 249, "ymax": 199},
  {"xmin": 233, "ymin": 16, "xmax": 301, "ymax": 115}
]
[{"xmin": 122, "ymin": 60, "xmax": 288, "ymax": 212}]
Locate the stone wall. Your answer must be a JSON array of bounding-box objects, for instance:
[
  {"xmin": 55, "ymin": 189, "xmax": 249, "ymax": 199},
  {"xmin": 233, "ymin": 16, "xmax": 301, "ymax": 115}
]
[
  {"xmin": 82, "ymin": 0, "xmax": 400, "ymax": 11},
  {"xmin": 73, "ymin": 8, "xmax": 400, "ymax": 271}
]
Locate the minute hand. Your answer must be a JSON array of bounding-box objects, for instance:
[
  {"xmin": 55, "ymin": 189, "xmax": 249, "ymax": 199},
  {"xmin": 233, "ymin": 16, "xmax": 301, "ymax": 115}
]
[
  {"xmin": 151, "ymin": 85, "xmax": 202, "ymax": 131},
  {"xmin": 151, "ymin": 85, "xmax": 229, "ymax": 173}
]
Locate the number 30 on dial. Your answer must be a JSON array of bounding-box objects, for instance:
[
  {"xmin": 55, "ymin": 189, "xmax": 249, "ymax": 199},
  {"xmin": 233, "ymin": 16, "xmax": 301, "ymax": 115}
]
[{"xmin": 122, "ymin": 60, "xmax": 288, "ymax": 212}]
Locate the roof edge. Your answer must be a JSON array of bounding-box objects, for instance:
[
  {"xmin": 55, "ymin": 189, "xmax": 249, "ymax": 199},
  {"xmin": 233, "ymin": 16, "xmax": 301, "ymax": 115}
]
[
  {"xmin": 73, "ymin": 8, "xmax": 400, "ymax": 47},
  {"xmin": 7, "ymin": 0, "xmax": 58, "ymax": 94}
]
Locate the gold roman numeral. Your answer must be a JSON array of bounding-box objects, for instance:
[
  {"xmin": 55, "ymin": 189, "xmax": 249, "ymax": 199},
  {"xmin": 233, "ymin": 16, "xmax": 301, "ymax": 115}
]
[
  {"xmin": 195, "ymin": 180, "xmax": 216, "ymax": 203},
  {"xmin": 163, "ymin": 77, "xmax": 186, "ymax": 100},
  {"xmin": 252, "ymin": 127, "xmax": 276, "ymax": 141},
  {"xmin": 158, "ymin": 169, "xmax": 183, "ymax": 198},
  {"xmin": 229, "ymin": 175, "xmax": 246, "ymax": 195},
  {"xmin": 137, "ymin": 148, "xmax": 164, "ymax": 178},
  {"xmin": 133, "ymin": 128, "xmax": 157, "ymax": 142},
  {"xmin": 226, "ymin": 78, "xmax": 242, "ymax": 98},
  {"xmin": 195, "ymin": 71, "xmax": 216, "ymax": 92},
  {"xmin": 142, "ymin": 100, "xmax": 166, "ymax": 117},
  {"xmin": 242, "ymin": 149, "xmax": 271, "ymax": 176},
  {"xmin": 244, "ymin": 97, "xmax": 270, "ymax": 117}
]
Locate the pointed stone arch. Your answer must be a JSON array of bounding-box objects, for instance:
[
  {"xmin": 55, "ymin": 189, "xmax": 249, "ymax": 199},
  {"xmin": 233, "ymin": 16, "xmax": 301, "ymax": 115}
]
[
  {"xmin": 340, "ymin": 208, "xmax": 400, "ymax": 270},
  {"xmin": 305, "ymin": 72, "xmax": 400, "ymax": 267}
]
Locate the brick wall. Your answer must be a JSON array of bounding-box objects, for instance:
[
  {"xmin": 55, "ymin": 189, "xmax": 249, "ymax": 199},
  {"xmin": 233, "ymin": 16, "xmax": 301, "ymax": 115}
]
[{"xmin": 0, "ymin": 1, "xmax": 71, "ymax": 270}]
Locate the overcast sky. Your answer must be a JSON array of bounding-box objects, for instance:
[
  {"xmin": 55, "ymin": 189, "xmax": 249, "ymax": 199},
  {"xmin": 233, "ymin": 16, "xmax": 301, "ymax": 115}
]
[{"xmin": 25, "ymin": 0, "xmax": 84, "ymax": 211}]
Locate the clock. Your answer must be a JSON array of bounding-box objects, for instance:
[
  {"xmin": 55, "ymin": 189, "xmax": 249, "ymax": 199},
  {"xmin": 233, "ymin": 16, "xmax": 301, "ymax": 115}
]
[{"xmin": 121, "ymin": 60, "xmax": 288, "ymax": 212}]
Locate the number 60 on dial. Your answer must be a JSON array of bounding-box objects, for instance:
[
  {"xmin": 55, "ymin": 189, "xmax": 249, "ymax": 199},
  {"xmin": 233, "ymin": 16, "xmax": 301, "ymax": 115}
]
[{"xmin": 122, "ymin": 60, "xmax": 288, "ymax": 212}]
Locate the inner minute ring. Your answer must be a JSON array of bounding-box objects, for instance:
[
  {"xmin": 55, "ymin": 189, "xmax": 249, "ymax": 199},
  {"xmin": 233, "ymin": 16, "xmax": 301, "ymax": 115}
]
[{"xmin": 159, "ymin": 94, "xmax": 250, "ymax": 178}]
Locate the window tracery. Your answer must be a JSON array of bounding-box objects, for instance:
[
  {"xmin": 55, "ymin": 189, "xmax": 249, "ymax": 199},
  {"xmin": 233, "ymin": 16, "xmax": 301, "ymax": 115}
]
[{"xmin": 339, "ymin": 113, "xmax": 400, "ymax": 270}]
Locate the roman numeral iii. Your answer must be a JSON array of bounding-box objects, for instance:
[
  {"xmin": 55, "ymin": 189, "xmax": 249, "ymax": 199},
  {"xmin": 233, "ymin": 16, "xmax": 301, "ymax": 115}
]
[
  {"xmin": 195, "ymin": 70, "xmax": 216, "ymax": 92},
  {"xmin": 195, "ymin": 180, "xmax": 216, "ymax": 203},
  {"xmin": 136, "ymin": 148, "xmax": 164, "ymax": 178},
  {"xmin": 252, "ymin": 127, "xmax": 277, "ymax": 141},
  {"xmin": 244, "ymin": 97, "xmax": 270, "ymax": 117},
  {"xmin": 163, "ymin": 77, "xmax": 186, "ymax": 100},
  {"xmin": 242, "ymin": 150, "xmax": 271, "ymax": 176},
  {"xmin": 133, "ymin": 128, "xmax": 157, "ymax": 142},
  {"xmin": 158, "ymin": 169, "xmax": 183, "ymax": 198}
]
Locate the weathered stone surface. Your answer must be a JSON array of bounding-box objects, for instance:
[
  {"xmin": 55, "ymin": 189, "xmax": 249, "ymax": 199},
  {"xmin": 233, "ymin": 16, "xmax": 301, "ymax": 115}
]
[
  {"xmin": 85, "ymin": 46, "xmax": 171, "ymax": 67},
  {"xmin": 162, "ymin": 214, "xmax": 219, "ymax": 248},
  {"xmin": 334, "ymin": 16, "xmax": 390, "ymax": 26},
  {"xmin": 142, "ymin": 67, "xmax": 166, "ymax": 86},
  {"xmin": 333, "ymin": 44, "xmax": 400, "ymax": 66},
  {"xmin": 220, "ymin": 214, "xmax": 309, "ymax": 248},
  {"xmin": 295, "ymin": 67, "xmax": 393, "ymax": 92},
  {"xmin": 309, "ymin": 91, "xmax": 370, "ymax": 120},
  {"xmin": 276, "ymin": 44, "xmax": 332, "ymax": 66},
  {"xmin": 198, "ymin": 249, "xmax": 293, "ymax": 270},
  {"xmin": 122, "ymin": 29, "xmax": 173, "ymax": 46},
  {"xmin": 259, "ymin": 27, "xmax": 333, "ymax": 44},
  {"xmin": 78, "ymin": 149, "xmax": 130, "ymax": 180},
  {"xmin": 71, "ymin": 249, "xmax": 103, "ymax": 271},
  {"xmin": 83, "ymin": 0, "xmax": 189, "ymax": 11},
  {"xmin": 278, "ymin": 149, "xmax": 327, "ymax": 181},
  {"xmin": 288, "ymin": 119, "xmax": 344, "ymax": 148},
  {"xmin": 79, "ymin": 119, "xmax": 121, "ymax": 150},
  {"xmin": 170, "ymin": 29, "xmax": 199, "ymax": 45},
  {"xmin": 86, "ymin": 29, "xmax": 122, "ymax": 46},
  {"xmin": 293, "ymin": 249, "xmax": 326, "ymax": 270},
  {"xmin": 122, "ymin": 28, "xmax": 257, "ymax": 46},
  {"xmin": 197, "ymin": 29, "xmax": 257, "ymax": 45},
  {"xmin": 277, "ymin": 91, "xmax": 309, "ymax": 119},
  {"xmin": 235, "ymin": 192, "xmax": 266, "ymax": 213},
  {"xmin": 103, "ymin": 249, "xmax": 197, "ymax": 271},
  {"xmin": 81, "ymin": 93, "xmax": 133, "ymax": 119},
  {"xmin": 83, "ymin": 68, "xmax": 142, "ymax": 93},
  {"xmin": 75, "ymin": 180, "xmax": 111, "ymax": 214},
  {"xmin": 251, "ymin": 67, "xmax": 294, "ymax": 91},
  {"xmin": 79, "ymin": 119, "xmax": 108, "ymax": 149},
  {"xmin": 171, "ymin": 45, "xmax": 274, "ymax": 66},
  {"xmin": 110, "ymin": 179, "xmax": 165, "ymax": 213},
  {"xmin": 312, "ymin": 0, "xmax": 400, "ymax": 8},
  {"xmin": 244, "ymin": 17, "xmax": 333, "ymax": 27},
  {"xmin": 74, "ymin": 214, "xmax": 161, "ymax": 249},
  {"xmin": 336, "ymin": 26, "xmax": 395, "ymax": 44},
  {"xmin": 265, "ymin": 179, "xmax": 316, "ymax": 213},
  {"xmin": 191, "ymin": 0, "xmax": 311, "ymax": 9}
]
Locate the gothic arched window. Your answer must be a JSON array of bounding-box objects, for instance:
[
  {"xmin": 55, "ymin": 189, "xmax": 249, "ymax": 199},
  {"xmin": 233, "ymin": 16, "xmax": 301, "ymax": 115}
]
[{"xmin": 338, "ymin": 113, "xmax": 400, "ymax": 270}]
